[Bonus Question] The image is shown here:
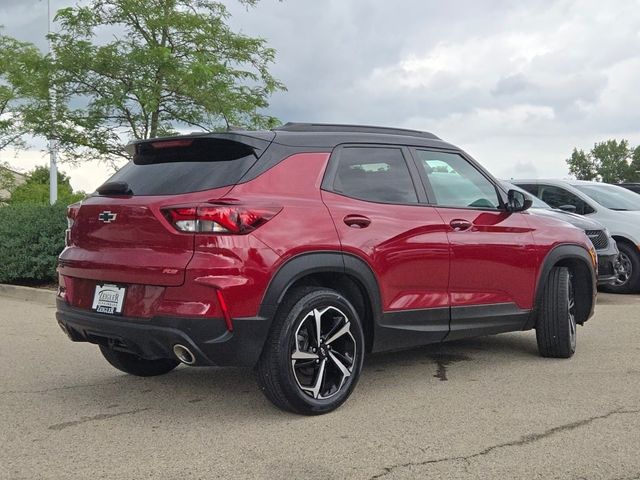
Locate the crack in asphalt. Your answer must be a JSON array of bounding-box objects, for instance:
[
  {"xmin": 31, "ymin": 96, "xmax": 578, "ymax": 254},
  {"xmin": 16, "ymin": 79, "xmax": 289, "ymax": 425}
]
[
  {"xmin": 370, "ymin": 407, "xmax": 640, "ymax": 479},
  {"xmin": 48, "ymin": 408, "xmax": 150, "ymax": 431},
  {"xmin": 0, "ymin": 380, "xmax": 125, "ymax": 396}
]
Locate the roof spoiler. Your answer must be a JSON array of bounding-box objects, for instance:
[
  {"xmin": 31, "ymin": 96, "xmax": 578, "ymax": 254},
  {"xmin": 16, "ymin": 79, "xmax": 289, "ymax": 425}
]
[{"xmin": 124, "ymin": 131, "xmax": 276, "ymax": 161}]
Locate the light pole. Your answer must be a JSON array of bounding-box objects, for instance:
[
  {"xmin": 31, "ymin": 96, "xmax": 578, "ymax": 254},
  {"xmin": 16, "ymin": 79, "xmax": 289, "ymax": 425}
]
[{"xmin": 47, "ymin": 0, "xmax": 58, "ymax": 205}]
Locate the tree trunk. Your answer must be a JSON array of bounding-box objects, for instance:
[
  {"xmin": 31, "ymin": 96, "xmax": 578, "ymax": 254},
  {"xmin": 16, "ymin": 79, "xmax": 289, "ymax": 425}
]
[{"xmin": 150, "ymin": 110, "xmax": 159, "ymax": 138}]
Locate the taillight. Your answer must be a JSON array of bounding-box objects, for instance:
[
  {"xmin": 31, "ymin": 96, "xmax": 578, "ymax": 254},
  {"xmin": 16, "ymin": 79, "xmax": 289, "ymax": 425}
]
[
  {"xmin": 66, "ymin": 202, "xmax": 81, "ymax": 246},
  {"xmin": 162, "ymin": 204, "xmax": 281, "ymax": 234},
  {"xmin": 67, "ymin": 202, "xmax": 81, "ymax": 229}
]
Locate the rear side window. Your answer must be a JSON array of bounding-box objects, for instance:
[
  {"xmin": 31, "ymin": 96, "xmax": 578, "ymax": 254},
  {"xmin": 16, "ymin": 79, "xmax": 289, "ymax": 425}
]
[
  {"xmin": 331, "ymin": 147, "xmax": 418, "ymax": 204},
  {"xmin": 101, "ymin": 138, "xmax": 258, "ymax": 196}
]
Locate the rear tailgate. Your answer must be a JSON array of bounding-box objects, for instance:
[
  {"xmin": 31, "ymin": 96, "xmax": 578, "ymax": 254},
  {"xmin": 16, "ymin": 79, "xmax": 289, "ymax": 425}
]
[
  {"xmin": 60, "ymin": 191, "xmax": 230, "ymax": 286},
  {"xmin": 58, "ymin": 133, "xmax": 274, "ymax": 288}
]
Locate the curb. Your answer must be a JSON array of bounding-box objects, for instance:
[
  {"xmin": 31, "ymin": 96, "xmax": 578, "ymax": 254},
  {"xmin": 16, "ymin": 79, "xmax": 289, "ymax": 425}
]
[{"xmin": 0, "ymin": 284, "xmax": 57, "ymax": 306}]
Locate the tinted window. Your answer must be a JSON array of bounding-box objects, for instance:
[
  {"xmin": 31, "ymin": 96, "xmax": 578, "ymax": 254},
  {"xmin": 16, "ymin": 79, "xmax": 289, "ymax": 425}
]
[
  {"xmin": 502, "ymin": 182, "xmax": 550, "ymax": 209},
  {"xmin": 573, "ymin": 183, "xmax": 640, "ymax": 211},
  {"xmin": 332, "ymin": 147, "xmax": 418, "ymax": 203},
  {"xmin": 515, "ymin": 184, "xmax": 540, "ymax": 197},
  {"xmin": 100, "ymin": 138, "xmax": 257, "ymax": 196},
  {"xmin": 416, "ymin": 150, "xmax": 500, "ymax": 209},
  {"xmin": 538, "ymin": 185, "xmax": 595, "ymax": 215}
]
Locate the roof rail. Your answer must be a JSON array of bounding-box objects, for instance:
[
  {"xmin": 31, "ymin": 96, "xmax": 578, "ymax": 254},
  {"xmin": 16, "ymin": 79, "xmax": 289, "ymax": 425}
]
[{"xmin": 274, "ymin": 122, "xmax": 440, "ymax": 140}]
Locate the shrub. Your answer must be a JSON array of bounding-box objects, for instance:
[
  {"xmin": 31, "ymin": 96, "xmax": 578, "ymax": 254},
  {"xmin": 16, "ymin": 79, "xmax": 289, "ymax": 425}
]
[{"xmin": 0, "ymin": 203, "xmax": 67, "ymax": 284}]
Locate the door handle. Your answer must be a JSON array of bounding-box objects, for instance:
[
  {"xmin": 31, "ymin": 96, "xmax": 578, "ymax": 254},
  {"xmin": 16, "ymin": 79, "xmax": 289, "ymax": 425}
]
[
  {"xmin": 343, "ymin": 214, "xmax": 371, "ymax": 228},
  {"xmin": 449, "ymin": 219, "xmax": 473, "ymax": 232}
]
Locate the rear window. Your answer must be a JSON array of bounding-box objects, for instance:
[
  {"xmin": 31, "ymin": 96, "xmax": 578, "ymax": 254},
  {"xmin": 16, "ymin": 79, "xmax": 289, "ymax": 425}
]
[
  {"xmin": 331, "ymin": 147, "xmax": 418, "ymax": 204},
  {"xmin": 100, "ymin": 138, "xmax": 258, "ymax": 196}
]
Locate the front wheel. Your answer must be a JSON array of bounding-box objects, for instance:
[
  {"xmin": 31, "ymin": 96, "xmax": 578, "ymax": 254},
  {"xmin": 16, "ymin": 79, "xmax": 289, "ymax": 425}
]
[
  {"xmin": 536, "ymin": 266, "xmax": 576, "ymax": 358},
  {"xmin": 602, "ymin": 242, "xmax": 640, "ymax": 294},
  {"xmin": 256, "ymin": 287, "xmax": 365, "ymax": 415}
]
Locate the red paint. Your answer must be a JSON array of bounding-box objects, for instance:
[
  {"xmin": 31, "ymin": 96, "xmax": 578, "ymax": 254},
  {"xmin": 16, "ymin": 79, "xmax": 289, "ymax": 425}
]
[
  {"xmin": 321, "ymin": 190, "xmax": 450, "ymax": 311},
  {"xmin": 216, "ymin": 289, "xmax": 234, "ymax": 331},
  {"xmin": 58, "ymin": 150, "xmax": 594, "ymax": 327}
]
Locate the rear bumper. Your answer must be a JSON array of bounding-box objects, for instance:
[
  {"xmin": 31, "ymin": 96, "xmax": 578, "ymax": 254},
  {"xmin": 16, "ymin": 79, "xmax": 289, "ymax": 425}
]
[{"xmin": 56, "ymin": 300, "xmax": 270, "ymax": 367}]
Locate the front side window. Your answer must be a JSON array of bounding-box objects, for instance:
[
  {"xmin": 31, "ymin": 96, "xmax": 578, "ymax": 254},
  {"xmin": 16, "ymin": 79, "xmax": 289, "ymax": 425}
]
[
  {"xmin": 415, "ymin": 150, "xmax": 500, "ymax": 209},
  {"xmin": 331, "ymin": 147, "xmax": 418, "ymax": 204},
  {"xmin": 538, "ymin": 185, "xmax": 595, "ymax": 215}
]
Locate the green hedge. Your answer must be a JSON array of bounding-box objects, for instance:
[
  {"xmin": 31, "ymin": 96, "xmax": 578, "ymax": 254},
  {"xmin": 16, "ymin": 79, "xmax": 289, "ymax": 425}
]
[{"xmin": 0, "ymin": 203, "xmax": 67, "ymax": 284}]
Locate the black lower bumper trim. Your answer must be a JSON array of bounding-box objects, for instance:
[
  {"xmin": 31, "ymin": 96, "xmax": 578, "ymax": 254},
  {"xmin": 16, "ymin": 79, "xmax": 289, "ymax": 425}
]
[
  {"xmin": 597, "ymin": 253, "xmax": 618, "ymax": 286},
  {"xmin": 56, "ymin": 300, "xmax": 270, "ymax": 367}
]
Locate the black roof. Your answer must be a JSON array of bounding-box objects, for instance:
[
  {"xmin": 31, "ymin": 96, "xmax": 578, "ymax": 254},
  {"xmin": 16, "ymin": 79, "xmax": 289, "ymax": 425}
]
[
  {"xmin": 126, "ymin": 122, "xmax": 455, "ymax": 153},
  {"xmin": 268, "ymin": 122, "xmax": 454, "ymax": 150},
  {"xmin": 274, "ymin": 122, "xmax": 440, "ymax": 140}
]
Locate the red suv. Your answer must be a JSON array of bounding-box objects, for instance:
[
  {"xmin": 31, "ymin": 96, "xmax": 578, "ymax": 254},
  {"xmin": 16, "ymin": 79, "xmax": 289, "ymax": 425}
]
[{"xmin": 57, "ymin": 123, "xmax": 597, "ymax": 414}]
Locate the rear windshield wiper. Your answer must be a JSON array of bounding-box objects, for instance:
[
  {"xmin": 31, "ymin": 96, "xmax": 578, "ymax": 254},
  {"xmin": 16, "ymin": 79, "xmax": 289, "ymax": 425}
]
[{"xmin": 97, "ymin": 181, "xmax": 133, "ymax": 196}]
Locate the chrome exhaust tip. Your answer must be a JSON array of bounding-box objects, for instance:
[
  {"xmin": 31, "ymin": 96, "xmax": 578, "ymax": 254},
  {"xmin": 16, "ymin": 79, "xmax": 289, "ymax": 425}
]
[{"xmin": 173, "ymin": 344, "xmax": 196, "ymax": 365}]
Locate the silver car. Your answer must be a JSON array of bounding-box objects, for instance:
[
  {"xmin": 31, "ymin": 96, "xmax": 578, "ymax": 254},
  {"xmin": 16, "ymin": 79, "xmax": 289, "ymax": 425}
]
[
  {"xmin": 502, "ymin": 182, "xmax": 618, "ymax": 288},
  {"xmin": 512, "ymin": 179, "xmax": 640, "ymax": 293}
]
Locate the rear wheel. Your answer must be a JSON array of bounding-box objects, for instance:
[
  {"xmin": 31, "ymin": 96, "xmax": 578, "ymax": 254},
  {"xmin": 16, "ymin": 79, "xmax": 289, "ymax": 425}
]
[
  {"xmin": 536, "ymin": 266, "xmax": 576, "ymax": 358},
  {"xmin": 99, "ymin": 345, "xmax": 180, "ymax": 377},
  {"xmin": 256, "ymin": 287, "xmax": 365, "ymax": 415},
  {"xmin": 602, "ymin": 242, "xmax": 640, "ymax": 294}
]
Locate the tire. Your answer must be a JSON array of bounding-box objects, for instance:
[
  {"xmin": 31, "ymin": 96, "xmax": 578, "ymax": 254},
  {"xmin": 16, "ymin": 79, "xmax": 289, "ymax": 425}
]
[
  {"xmin": 256, "ymin": 287, "xmax": 365, "ymax": 415},
  {"xmin": 601, "ymin": 242, "xmax": 640, "ymax": 294},
  {"xmin": 99, "ymin": 345, "xmax": 180, "ymax": 377},
  {"xmin": 536, "ymin": 267, "xmax": 577, "ymax": 358}
]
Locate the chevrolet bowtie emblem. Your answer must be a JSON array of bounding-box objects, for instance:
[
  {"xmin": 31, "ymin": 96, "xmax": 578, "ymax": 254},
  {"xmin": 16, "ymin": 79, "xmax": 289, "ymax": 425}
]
[{"xmin": 98, "ymin": 211, "xmax": 117, "ymax": 223}]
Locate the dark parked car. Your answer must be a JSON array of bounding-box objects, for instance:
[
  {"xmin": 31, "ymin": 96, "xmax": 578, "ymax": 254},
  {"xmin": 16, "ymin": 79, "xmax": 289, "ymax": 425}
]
[
  {"xmin": 618, "ymin": 183, "xmax": 640, "ymax": 195},
  {"xmin": 56, "ymin": 123, "xmax": 596, "ymax": 414},
  {"xmin": 502, "ymin": 182, "xmax": 618, "ymax": 287}
]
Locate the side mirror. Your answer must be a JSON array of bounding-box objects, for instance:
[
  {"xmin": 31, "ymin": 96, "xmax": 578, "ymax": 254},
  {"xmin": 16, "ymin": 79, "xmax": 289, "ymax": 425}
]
[
  {"xmin": 557, "ymin": 204, "xmax": 577, "ymax": 213},
  {"xmin": 506, "ymin": 189, "xmax": 533, "ymax": 212}
]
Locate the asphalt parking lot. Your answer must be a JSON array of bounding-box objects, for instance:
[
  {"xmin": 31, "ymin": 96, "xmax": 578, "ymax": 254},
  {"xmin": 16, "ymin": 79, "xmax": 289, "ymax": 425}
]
[{"xmin": 1, "ymin": 292, "xmax": 639, "ymax": 480}]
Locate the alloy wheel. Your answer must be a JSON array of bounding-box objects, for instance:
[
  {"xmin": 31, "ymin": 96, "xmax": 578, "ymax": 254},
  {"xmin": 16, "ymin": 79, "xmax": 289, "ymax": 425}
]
[
  {"xmin": 290, "ymin": 306, "xmax": 357, "ymax": 400},
  {"xmin": 567, "ymin": 274, "xmax": 576, "ymax": 351},
  {"xmin": 613, "ymin": 252, "xmax": 633, "ymax": 287}
]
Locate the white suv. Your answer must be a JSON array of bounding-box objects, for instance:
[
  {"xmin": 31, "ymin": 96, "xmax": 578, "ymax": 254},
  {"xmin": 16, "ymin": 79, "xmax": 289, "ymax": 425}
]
[{"xmin": 513, "ymin": 179, "xmax": 640, "ymax": 293}]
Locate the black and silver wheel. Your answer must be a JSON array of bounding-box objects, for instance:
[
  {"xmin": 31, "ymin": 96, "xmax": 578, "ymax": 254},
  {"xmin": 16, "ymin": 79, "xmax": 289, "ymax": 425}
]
[
  {"xmin": 256, "ymin": 287, "xmax": 365, "ymax": 415},
  {"xmin": 603, "ymin": 242, "xmax": 640, "ymax": 294},
  {"xmin": 536, "ymin": 266, "xmax": 576, "ymax": 358},
  {"xmin": 99, "ymin": 345, "xmax": 180, "ymax": 377}
]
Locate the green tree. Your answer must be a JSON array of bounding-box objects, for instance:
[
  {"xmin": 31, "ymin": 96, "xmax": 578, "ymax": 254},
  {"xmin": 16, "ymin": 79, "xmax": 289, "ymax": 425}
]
[
  {"xmin": 9, "ymin": 166, "xmax": 84, "ymax": 205},
  {"xmin": 45, "ymin": 0, "xmax": 285, "ymax": 165},
  {"xmin": 567, "ymin": 140, "xmax": 639, "ymax": 183},
  {"xmin": 592, "ymin": 139, "xmax": 632, "ymax": 184},
  {"xmin": 0, "ymin": 161, "xmax": 17, "ymax": 192},
  {"xmin": 566, "ymin": 148, "xmax": 596, "ymax": 181},
  {"xmin": 0, "ymin": 34, "xmax": 50, "ymax": 152},
  {"xmin": 628, "ymin": 146, "xmax": 640, "ymax": 182}
]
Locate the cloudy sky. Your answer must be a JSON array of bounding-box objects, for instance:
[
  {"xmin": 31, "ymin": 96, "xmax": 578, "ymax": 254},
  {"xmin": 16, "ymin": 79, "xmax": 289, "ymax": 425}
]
[{"xmin": 1, "ymin": 0, "xmax": 639, "ymax": 192}]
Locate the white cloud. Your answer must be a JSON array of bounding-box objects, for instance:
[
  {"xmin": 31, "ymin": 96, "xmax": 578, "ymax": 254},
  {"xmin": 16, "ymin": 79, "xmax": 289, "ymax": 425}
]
[{"xmin": 1, "ymin": 0, "xmax": 640, "ymax": 187}]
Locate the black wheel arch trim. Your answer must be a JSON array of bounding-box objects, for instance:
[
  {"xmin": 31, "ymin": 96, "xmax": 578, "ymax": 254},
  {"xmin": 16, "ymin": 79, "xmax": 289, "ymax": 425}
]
[
  {"xmin": 526, "ymin": 243, "xmax": 597, "ymax": 329},
  {"xmin": 258, "ymin": 251, "xmax": 383, "ymax": 337}
]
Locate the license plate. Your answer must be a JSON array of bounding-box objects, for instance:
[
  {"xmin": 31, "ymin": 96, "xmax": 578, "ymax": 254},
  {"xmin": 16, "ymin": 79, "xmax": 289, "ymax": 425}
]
[{"xmin": 92, "ymin": 284, "xmax": 126, "ymax": 315}]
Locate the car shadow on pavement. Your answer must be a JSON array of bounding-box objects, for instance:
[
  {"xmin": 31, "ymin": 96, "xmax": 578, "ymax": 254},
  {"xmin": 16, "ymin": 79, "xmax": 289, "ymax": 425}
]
[{"xmin": 49, "ymin": 332, "xmax": 540, "ymax": 420}]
